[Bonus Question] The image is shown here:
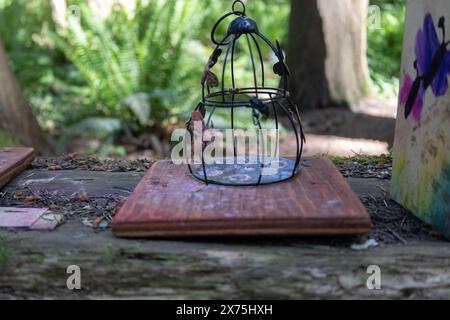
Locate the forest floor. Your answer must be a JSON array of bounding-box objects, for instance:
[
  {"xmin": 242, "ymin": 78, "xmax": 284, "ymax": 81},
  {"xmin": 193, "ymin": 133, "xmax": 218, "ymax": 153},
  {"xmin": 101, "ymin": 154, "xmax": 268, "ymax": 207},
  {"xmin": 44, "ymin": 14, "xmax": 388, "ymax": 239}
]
[
  {"xmin": 0, "ymin": 155, "xmax": 449, "ymax": 299},
  {"xmin": 296, "ymin": 97, "xmax": 397, "ymax": 157}
]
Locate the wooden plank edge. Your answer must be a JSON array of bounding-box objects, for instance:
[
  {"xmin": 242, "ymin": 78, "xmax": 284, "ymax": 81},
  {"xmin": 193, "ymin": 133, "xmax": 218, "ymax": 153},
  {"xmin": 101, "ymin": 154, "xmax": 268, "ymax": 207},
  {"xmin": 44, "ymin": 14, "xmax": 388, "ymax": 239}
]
[
  {"xmin": 0, "ymin": 149, "xmax": 35, "ymax": 189},
  {"xmin": 112, "ymin": 218, "xmax": 372, "ymax": 238}
]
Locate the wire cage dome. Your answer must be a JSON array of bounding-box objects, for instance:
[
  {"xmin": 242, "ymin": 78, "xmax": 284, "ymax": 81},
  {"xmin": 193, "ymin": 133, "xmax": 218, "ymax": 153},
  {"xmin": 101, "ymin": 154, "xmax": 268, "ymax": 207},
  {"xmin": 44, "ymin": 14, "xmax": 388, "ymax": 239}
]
[{"xmin": 186, "ymin": 0, "xmax": 305, "ymax": 186}]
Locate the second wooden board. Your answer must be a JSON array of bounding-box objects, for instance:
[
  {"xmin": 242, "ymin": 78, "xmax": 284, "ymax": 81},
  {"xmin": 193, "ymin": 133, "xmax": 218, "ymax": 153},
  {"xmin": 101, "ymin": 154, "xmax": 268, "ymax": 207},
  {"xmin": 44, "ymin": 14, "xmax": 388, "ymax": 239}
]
[{"xmin": 0, "ymin": 148, "xmax": 35, "ymax": 189}]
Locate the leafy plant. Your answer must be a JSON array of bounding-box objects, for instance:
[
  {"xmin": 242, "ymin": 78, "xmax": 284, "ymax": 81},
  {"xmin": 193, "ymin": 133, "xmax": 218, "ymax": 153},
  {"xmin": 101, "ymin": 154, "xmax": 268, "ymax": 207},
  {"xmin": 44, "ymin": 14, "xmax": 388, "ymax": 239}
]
[
  {"xmin": 368, "ymin": 0, "xmax": 406, "ymax": 101},
  {"xmin": 49, "ymin": 0, "xmax": 207, "ymax": 149},
  {"xmin": 0, "ymin": 0, "xmax": 407, "ymax": 156},
  {"xmin": 0, "ymin": 0, "xmax": 56, "ymax": 93}
]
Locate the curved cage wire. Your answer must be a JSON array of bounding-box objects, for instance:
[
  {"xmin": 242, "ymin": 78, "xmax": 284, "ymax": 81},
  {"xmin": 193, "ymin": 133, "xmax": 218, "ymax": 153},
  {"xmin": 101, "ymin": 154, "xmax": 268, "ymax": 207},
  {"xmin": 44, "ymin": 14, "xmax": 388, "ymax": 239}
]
[{"xmin": 186, "ymin": 0, "xmax": 305, "ymax": 186}]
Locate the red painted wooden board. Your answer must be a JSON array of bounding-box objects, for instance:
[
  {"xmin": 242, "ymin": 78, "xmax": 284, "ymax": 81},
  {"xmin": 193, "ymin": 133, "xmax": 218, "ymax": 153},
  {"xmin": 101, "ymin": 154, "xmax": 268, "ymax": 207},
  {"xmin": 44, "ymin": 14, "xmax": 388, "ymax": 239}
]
[
  {"xmin": 112, "ymin": 157, "xmax": 372, "ymax": 238},
  {"xmin": 0, "ymin": 148, "xmax": 35, "ymax": 189}
]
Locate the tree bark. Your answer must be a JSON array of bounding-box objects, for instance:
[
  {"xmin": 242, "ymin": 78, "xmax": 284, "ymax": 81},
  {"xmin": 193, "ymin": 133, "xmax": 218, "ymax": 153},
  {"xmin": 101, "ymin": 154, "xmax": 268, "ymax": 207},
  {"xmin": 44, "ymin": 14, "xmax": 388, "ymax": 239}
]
[
  {"xmin": 51, "ymin": 0, "xmax": 68, "ymax": 29},
  {"xmin": 286, "ymin": 0, "xmax": 372, "ymax": 111},
  {"xmin": 87, "ymin": 0, "xmax": 136, "ymax": 19},
  {"xmin": 0, "ymin": 38, "xmax": 51, "ymax": 155}
]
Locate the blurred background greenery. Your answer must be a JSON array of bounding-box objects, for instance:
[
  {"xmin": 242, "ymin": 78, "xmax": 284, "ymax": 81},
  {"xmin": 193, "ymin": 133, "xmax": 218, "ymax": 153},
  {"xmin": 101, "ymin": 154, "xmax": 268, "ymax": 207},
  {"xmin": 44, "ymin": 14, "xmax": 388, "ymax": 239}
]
[
  {"xmin": 0, "ymin": 0, "xmax": 405, "ymax": 156},
  {"xmin": 368, "ymin": 0, "xmax": 405, "ymax": 101}
]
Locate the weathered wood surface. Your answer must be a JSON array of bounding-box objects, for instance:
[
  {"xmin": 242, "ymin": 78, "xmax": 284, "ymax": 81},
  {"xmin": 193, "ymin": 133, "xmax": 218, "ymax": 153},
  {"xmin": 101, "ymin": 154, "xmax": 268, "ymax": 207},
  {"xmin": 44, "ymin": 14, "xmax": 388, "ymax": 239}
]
[
  {"xmin": 0, "ymin": 148, "xmax": 35, "ymax": 189},
  {"xmin": 0, "ymin": 169, "xmax": 449, "ymax": 299},
  {"xmin": 4, "ymin": 169, "xmax": 142, "ymax": 197},
  {"xmin": 113, "ymin": 158, "xmax": 371, "ymax": 238}
]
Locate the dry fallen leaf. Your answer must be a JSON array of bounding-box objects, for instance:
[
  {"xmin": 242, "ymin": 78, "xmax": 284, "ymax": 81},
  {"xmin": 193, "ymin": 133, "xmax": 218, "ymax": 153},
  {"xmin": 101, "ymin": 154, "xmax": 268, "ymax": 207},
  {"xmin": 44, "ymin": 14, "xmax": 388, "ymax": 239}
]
[
  {"xmin": 13, "ymin": 192, "xmax": 24, "ymax": 199},
  {"xmin": 76, "ymin": 194, "xmax": 90, "ymax": 202},
  {"xmin": 94, "ymin": 217, "xmax": 103, "ymax": 225},
  {"xmin": 205, "ymin": 71, "xmax": 219, "ymax": 88},
  {"xmin": 66, "ymin": 152, "xmax": 79, "ymax": 160},
  {"xmin": 24, "ymin": 195, "xmax": 39, "ymax": 203}
]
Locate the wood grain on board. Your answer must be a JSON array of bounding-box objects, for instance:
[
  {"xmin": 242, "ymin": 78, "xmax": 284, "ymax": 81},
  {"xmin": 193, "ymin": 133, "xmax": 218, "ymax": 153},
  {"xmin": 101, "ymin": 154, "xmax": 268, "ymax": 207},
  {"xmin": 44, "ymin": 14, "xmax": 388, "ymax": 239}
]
[
  {"xmin": 0, "ymin": 148, "xmax": 35, "ymax": 189},
  {"xmin": 112, "ymin": 157, "xmax": 372, "ymax": 238}
]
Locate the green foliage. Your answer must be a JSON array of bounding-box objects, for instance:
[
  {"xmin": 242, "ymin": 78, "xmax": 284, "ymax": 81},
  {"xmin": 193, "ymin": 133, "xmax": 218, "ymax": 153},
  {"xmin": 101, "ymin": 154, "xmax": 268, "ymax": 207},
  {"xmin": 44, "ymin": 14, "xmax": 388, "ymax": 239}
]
[
  {"xmin": 0, "ymin": 0, "xmax": 56, "ymax": 93},
  {"xmin": 0, "ymin": 0, "xmax": 91, "ymax": 133},
  {"xmin": 368, "ymin": 0, "xmax": 406, "ymax": 101},
  {"xmin": 0, "ymin": 131, "xmax": 20, "ymax": 147},
  {"xmin": 0, "ymin": 234, "xmax": 13, "ymax": 267},
  {"xmin": 199, "ymin": 0, "xmax": 290, "ymax": 46},
  {"xmin": 0, "ymin": 0, "xmax": 407, "ymax": 155},
  {"xmin": 49, "ymin": 1, "xmax": 206, "ymax": 136},
  {"xmin": 46, "ymin": 0, "xmax": 292, "ymax": 147},
  {"xmin": 330, "ymin": 154, "xmax": 391, "ymax": 166}
]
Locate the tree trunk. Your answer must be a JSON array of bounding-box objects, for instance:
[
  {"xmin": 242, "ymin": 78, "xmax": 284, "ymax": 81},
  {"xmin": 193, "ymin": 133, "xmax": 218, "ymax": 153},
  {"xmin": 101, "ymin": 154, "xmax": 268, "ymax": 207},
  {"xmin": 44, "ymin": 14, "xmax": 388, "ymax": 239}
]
[
  {"xmin": 286, "ymin": 0, "xmax": 372, "ymax": 111},
  {"xmin": 51, "ymin": 0, "xmax": 68, "ymax": 29},
  {"xmin": 0, "ymin": 38, "xmax": 51, "ymax": 155},
  {"xmin": 88, "ymin": 0, "xmax": 136, "ymax": 19}
]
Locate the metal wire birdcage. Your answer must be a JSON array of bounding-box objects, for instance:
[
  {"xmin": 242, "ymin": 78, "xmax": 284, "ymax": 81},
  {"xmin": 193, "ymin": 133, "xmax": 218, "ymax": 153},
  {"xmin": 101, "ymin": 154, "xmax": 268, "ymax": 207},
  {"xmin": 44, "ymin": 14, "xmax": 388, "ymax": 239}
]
[{"xmin": 186, "ymin": 0, "xmax": 305, "ymax": 186}]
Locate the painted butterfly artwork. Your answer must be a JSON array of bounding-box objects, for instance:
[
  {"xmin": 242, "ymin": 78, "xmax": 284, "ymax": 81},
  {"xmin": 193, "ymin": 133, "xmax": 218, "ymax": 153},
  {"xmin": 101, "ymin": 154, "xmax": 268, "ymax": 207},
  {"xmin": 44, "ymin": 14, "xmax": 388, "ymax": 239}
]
[{"xmin": 400, "ymin": 14, "xmax": 450, "ymax": 125}]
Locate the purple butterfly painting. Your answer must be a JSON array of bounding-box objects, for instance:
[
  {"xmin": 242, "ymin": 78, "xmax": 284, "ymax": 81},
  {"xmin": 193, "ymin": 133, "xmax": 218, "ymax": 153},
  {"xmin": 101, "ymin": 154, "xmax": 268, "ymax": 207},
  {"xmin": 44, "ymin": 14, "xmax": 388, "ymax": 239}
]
[{"xmin": 400, "ymin": 14, "xmax": 450, "ymax": 125}]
